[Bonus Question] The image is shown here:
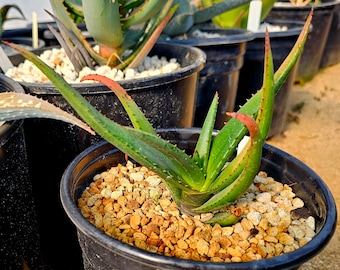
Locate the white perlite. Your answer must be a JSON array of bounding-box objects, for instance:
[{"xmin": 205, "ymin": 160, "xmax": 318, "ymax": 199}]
[
  {"xmin": 79, "ymin": 162, "xmax": 316, "ymax": 263},
  {"xmin": 5, "ymin": 47, "xmax": 181, "ymax": 84}
]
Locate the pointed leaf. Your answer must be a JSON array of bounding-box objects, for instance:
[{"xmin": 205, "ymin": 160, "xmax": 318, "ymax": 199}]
[
  {"xmin": 256, "ymin": 28, "xmax": 275, "ymax": 140},
  {"xmin": 193, "ymin": 93, "xmax": 218, "ymax": 180},
  {"xmin": 80, "ymin": 74, "xmax": 156, "ymax": 134}
]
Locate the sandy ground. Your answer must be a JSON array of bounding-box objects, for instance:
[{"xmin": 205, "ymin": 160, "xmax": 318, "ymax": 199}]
[{"xmin": 267, "ymin": 62, "xmax": 340, "ymax": 269}]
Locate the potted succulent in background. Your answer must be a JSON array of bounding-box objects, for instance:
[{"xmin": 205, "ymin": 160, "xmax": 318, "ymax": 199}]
[
  {"xmin": 0, "ymin": 74, "xmax": 43, "ymax": 269},
  {"xmin": 2, "ymin": 1, "xmax": 205, "ymax": 268},
  {"xmin": 1, "ymin": 10, "xmax": 336, "ymax": 269},
  {"xmin": 266, "ymin": 0, "xmax": 338, "ymax": 83}
]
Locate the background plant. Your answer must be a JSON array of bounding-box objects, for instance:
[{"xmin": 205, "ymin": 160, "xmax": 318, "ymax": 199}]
[
  {"xmin": 0, "ymin": 11, "xmax": 312, "ymax": 226},
  {"xmin": 48, "ymin": 0, "xmax": 176, "ymax": 72}
]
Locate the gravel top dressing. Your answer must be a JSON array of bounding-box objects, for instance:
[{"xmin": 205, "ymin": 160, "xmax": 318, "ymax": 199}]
[
  {"xmin": 5, "ymin": 47, "xmax": 181, "ymax": 83},
  {"xmin": 79, "ymin": 161, "xmax": 315, "ymax": 263}
]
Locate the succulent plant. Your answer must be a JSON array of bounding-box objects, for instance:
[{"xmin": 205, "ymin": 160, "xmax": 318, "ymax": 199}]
[
  {"xmin": 0, "ymin": 10, "xmax": 312, "ymax": 226},
  {"xmin": 47, "ymin": 0, "xmax": 176, "ymax": 72},
  {"xmin": 0, "ymin": 4, "xmax": 26, "ymax": 37}
]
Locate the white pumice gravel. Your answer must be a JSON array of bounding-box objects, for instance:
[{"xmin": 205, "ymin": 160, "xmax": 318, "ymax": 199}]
[
  {"xmin": 78, "ymin": 162, "xmax": 316, "ymax": 263},
  {"xmin": 5, "ymin": 47, "xmax": 181, "ymax": 84}
]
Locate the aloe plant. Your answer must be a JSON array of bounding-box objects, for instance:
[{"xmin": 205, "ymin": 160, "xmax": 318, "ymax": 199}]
[
  {"xmin": 0, "ymin": 11, "xmax": 312, "ymax": 225},
  {"xmin": 0, "ymin": 4, "xmax": 26, "ymax": 37},
  {"xmin": 47, "ymin": 0, "xmax": 177, "ymax": 71}
]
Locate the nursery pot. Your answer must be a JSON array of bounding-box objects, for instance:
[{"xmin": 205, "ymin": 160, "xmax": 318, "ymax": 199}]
[
  {"xmin": 8, "ymin": 43, "xmax": 205, "ymax": 269},
  {"xmin": 267, "ymin": 0, "xmax": 336, "ymax": 83},
  {"xmin": 164, "ymin": 29, "xmax": 254, "ymax": 128},
  {"xmin": 236, "ymin": 20, "xmax": 305, "ymax": 138},
  {"xmin": 320, "ymin": 0, "xmax": 340, "ymax": 68},
  {"xmin": 1, "ymin": 29, "xmax": 46, "ymax": 58},
  {"xmin": 0, "ymin": 74, "xmax": 42, "ymax": 269},
  {"xmin": 60, "ymin": 128, "xmax": 337, "ymax": 270}
]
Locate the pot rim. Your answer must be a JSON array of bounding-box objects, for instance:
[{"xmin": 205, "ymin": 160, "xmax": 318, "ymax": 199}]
[
  {"xmin": 60, "ymin": 128, "xmax": 337, "ymax": 269},
  {"xmin": 254, "ymin": 19, "xmax": 309, "ymax": 38},
  {"xmin": 273, "ymin": 0, "xmax": 339, "ymax": 10},
  {"xmin": 167, "ymin": 28, "xmax": 255, "ymax": 47}
]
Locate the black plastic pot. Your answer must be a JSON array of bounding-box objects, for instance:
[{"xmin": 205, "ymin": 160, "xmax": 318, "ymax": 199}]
[
  {"xmin": 320, "ymin": 0, "xmax": 340, "ymax": 68},
  {"xmin": 0, "ymin": 74, "xmax": 42, "ymax": 269},
  {"xmin": 164, "ymin": 29, "xmax": 254, "ymax": 128},
  {"xmin": 60, "ymin": 128, "xmax": 337, "ymax": 270},
  {"xmin": 267, "ymin": 0, "xmax": 336, "ymax": 83},
  {"xmin": 0, "ymin": 31, "xmax": 45, "ymax": 58},
  {"xmin": 236, "ymin": 20, "xmax": 305, "ymax": 138},
  {"xmin": 8, "ymin": 43, "xmax": 205, "ymax": 269}
]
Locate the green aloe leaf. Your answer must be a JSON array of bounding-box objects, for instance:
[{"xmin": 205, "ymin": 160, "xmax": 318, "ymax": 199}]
[
  {"xmin": 80, "ymin": 74, "xmax": 156, "ymax": 134},
  {"xmin": 121, "ymin": 0, "xmax": 165, "ymax": 28},
  {"xmin": 192, "ymin": 93, "xmax": 218, "ymax": 176}
]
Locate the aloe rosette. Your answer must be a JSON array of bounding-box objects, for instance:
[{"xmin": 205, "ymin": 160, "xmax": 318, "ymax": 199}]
[
  {"xmin": 0, "ymin": 11, "xmax": 312, "ymax": 225},
  {"xmin": 48, "ymin": 0, "xmax": 176, "ymax": 71}
]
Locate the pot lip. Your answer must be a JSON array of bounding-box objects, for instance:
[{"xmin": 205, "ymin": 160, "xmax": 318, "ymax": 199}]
[
  {"xmin": 9, "ymin": 43, "xmax": 206, "ymax": 93},
  {"xmin": 0, "ymin": 37, "xmax": 46, "ymax": 56},
  {"xmin": 60, "ymin": 128, "xmax": 337, "ymax": 269},
  {"xmin": 253, "ymin": 19, "xmax": 307, "ymax": 38},
  {"xmin": 273, "ymin": 0, "xmax": 339, "ymax": 10},
  {"xmin": 167, "ymin": 28, "xmax": 255, "ymax": 47}
]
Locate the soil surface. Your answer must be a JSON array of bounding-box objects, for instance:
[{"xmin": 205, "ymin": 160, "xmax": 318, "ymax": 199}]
[{"xmin": 267, "ymin": 62, "xmax": 340, "ymax": 269}]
